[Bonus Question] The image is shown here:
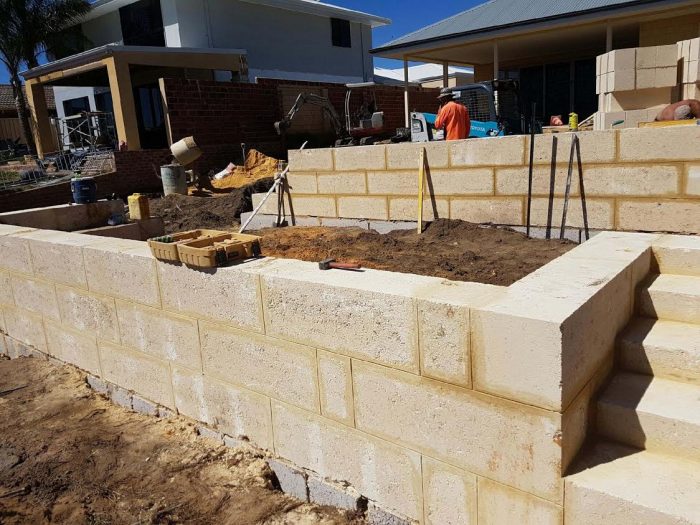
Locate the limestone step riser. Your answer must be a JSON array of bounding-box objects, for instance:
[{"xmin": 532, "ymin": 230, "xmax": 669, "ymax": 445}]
[
  {"xmin": 652, "ymin": 237, "xmax": 700, "ymax": 278},
  {"xmin": 638, "ymin": 274, "xmax": 700, "ymax": 325}
]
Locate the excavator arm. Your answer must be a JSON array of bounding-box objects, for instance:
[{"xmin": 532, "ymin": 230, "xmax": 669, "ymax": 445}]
[{"xmin": 274, "ymin": 93, "xmax": 347, "ymax": 139}]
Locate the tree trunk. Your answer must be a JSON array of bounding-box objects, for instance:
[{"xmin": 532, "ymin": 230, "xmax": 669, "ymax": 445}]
[{"xmin": 11, "ymin": 72, "xmax": 36, "ymax": 155}]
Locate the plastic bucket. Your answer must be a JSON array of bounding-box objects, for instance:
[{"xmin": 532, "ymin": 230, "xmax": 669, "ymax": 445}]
[
  {"xmin": 160, "ymin": 164, "xmax": 187, "ymax": 196},
  {"xmin": 70, "ymin": 177, "xmax": 97, "ymax": 204},
  {"xmin": 170, "ymin": 136, "xmax": 202, "ymax": 166}
]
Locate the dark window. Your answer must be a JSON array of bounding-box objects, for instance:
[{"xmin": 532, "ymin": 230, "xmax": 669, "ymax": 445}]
[
  {"xmin": 119, "ymin": 0, "xmax": 165, "ymax": 47},
  {"xmin": 133, "ymin": 83, "xmax": 167, "ymax": 149},
  {"xmin": 62, "ymin": 96, "xmax": 91, "ymax": 117},
  {"xmin": 331, "ymin": 18, "xmax": 351, "ymax": 48}
]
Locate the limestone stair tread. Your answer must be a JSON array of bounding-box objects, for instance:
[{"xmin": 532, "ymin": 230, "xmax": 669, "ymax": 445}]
[
  {"xmin": 565, "ymin": 441, "xmax": 700, "ymax": 525},
  {"xmin": 638, "ymin": 274, "xmax": 700, "ymax": 324},
  {"xmin": 653, "ymin": 236, "xmax": 700, "ymax": 277},
  {"xmin": 598, "ymin": 372, "xmax": 700, "ymax": 461},
  {"xmin": 619, "ymin": 317, "xmax": 700, "ymax": 384}
]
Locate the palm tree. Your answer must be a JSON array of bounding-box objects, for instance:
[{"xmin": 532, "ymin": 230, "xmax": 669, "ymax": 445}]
[{"xmin": 0, "ymin": 0, "xmax": 91, "ymax": 154}]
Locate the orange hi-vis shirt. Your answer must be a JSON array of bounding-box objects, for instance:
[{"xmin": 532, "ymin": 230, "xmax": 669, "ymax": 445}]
[{"xmin": 435, "ymin": 101, "xmax": 471, "ymax": 140}]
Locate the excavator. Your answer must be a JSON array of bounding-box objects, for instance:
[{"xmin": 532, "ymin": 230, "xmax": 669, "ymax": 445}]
[{"xmin": 274, "ymin": 82, "xmax": 386, "ymax": 146}]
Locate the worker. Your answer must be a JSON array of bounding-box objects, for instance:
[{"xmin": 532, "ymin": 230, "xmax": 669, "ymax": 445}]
[
  {"xmin": 656, "ymin": 99, "xmax": 700, "ymax": 121},
  {"xmin": 435, "ymin": 89, "xmax": 471, "ymax": 140}
]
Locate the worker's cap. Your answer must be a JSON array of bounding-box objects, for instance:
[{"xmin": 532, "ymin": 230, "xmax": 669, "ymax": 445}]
[{"xmin": 437, "ymin": 89, "xmax": 456, "ymax": 100}]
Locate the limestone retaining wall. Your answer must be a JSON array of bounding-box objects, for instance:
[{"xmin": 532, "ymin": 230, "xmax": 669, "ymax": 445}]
[
  {"xmin": 0, "ymin": 223, "xmax": 674, "ymax": 523},
  {"xmin": 264, "ymin": 126, "xmax": 700, "ymax": 235}
]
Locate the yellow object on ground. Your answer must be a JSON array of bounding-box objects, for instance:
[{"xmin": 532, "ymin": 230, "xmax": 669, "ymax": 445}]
[
  {"xmin": 128, "ymin": 193, "xmax": 150, "ymax": 220},
  {"xmin": 211, "ymin": 149, "xmax": 281, "ymax": 190}
]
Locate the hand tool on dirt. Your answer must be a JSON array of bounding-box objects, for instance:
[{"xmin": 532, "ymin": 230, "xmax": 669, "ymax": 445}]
[
  {"xmin": 526, "ymin": 103, "xmax": 536, "ymax": 238},
  {"xmin": 560, "ymin": 134, "xmax": 590, "ymax": 241},
  {"xmin": 417, "ymin": 147, "xmax": 426, "ymax": 234},
  {"xmin": 318, "ymin": 258, "xmax": 362, "ymax": 271},
  {"xmin": 239, "ymin": 141, "xmax": 307, "ymax": 233}
]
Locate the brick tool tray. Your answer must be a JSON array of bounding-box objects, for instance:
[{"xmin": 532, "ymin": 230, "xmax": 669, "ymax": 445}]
[
  {"xmin": 148, "ymin": 229, "xmax": 246, "ymax": 264},
  {"xmin": 176, "ymin": 231, "xmax": 262, "ymax": 268}
]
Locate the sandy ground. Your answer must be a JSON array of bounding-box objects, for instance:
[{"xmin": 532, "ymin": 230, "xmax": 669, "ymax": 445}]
[
  {"xmin": 254, "ymin": 219, "xmax": 574, "ymax": 286},
  {"xmin": 0, "ymin": 357, "xmax": 363, "ymax": 525}
]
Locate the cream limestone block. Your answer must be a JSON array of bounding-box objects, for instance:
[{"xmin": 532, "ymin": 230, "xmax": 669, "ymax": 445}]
[
  {"xmin": 450, "ymin": 198, "xmax": 523, "ymax": 225},
  {"xmin": 530, "ymin": 130, "xmax": 616, "ymax": 165},
  {"xmin": 251, "ymin": 191, "xmax": 280, "ymax": 215},
  {"xmin": 529, "ymin": 198, "xmax": 614, "ymax": 229},
  {"xmin": 272, "ymin": 401, "xmax": 423, "ymax": 520},
  {"xmin": 450, "ymin": 136, "xmax": 525, "ymax": 167},
  {"xmin": 22, "ymin": 230, "xmax": 98, "ymax": 288},
  {"xmin": 496, "ymin": 166, "xmax": 571, "ymax": 196},
  {"xmin": 0, "ymin": 230, "xmax": 35, "ymax": 275},
  {"xmin": 286, "ymin": 173, "xmax": 317, "ymax": 194},
  {"xmin": 422, "ymin": 457, "xmax": 477, "ymax": 525},
  {"xmin": 478, "ymin": 478, "xmax": 563, "ymax": 525},
  {"xmin": 3, "ymin": 306, "xmax": 46, "ymax": 352},
  {"xmin": 84, "ymin": 240, "xmax": 160, "ymax": 307},
  {"xmin": 368, "ymin": 169, "xmax": 494, "ymax": 196},
  {"xmin": 200, "ymin": 321, "xmax": 319, "ymax": 412},
  {"xmin": 288, "ymin": 148, "xmax": 333, "ymax": 172},
  {"xmin": 367, "ymin": 170, "xmax": 419, "ymax": 195},
  {"xmin": 157, "ymin": 259, "xmax": 264, "ymax": 331},
  {"xmin": 656, "ymin": 44, "xmax": 678, "ymax": 67},
  {"xmin": 56, "ymin": 285, "xmax": 119, "ymax": 343},
  {"xmin": 172, "ymin": 367, "xmax": 273, "ymax": 449},
  {"xmin": 617, "ymin": 200, "xmax": 700, "ymax": 234},
  {"xmin": 0, "ymin": 271, "xmax": 14, "ymax": 306},
  {"xmin": 652, "ymin": 234, "xmax": 700, "ymax": 276},
  {"xmin": 10, "ymin": 275, "xmax": 59, "ymax": 321},
  {"xmin": 44, "ymin": 318, "xmax": 100, "ymax": 375},
  {"xmin": 582, "ymin": 165, "xmax": 679, "ymax": 196},
  {"xmin": 388, "ymin": 197, "xmax": 449, "ymax": 221},
  {"xmin": 619, "ymin": 126, "xmax": 700, "ymax": 161},
  {"xmin": 636, "ymin": 45, "xmax": 657, "ymax": 69},
  {"xmin": 116, "ymin": 300, "xmax": 201, "ymax": 371},
  {"xmin": 288, "ymin": 196, "xmax": 336, "ymax": 217},
  {"xmin": 655, "ymin": 66, "xmax": 677, "ymax": 88},
  {"xmin": 260, "ymin": 259, "xmax": 426, "ymax": 372},
  {"xmin": 687, "ymin": 165, "xmax": 700, "ymax": 195},
  {"xmin": 608, "ymin": 48, "xmax": 635, "ymax": 71},
  {"xmin": 334, "ymin": 145, "xmax": 386, "ymax": 171},
  {"xmin": 386, "ymin": 141, "xmax": 449, "ymax": 169},
  {"xmin": 565, "ymin": 442, "xmax": 700, "ymax": 525},
  {"xmin": 639, "ymin": 273, "xmax": 700, "ymax": 324},
  {"xmin": 317, "ymin": 349, "xmax": 354, "ymax": 426},
  {"xmin": 635, "ymin": 68, "xmax": 655, "ymax": 89},
  {"xmin": 609, "ymin": 69, "xmax": 635, "ymax": 91},
  {"xmin": 337, "ymin": 196, "xmax": 387, "ymax": 220},
  {"xmin": 99, "ymin": 341, "xmax": 174, "ymax": 408},
  {"xmin": 352, "ymin": 361, "xmax": 563, "ymax": 502},
  {"xmin": 316, "ymin": 172, "xmax": 366, "ymax": 194}
]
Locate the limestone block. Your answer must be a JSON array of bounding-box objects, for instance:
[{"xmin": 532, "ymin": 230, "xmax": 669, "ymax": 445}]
[
  {"xmin": 260, "ymin": 260, "xmax": 423, "ymax": 372},
  {"xmin": 617, "ymin": 199, "xmax": 700, "ymax": 234},
  {"xmin": 337, "ymin": 196, "xmax": 387, "ymax": 220},
  {"xmin": 609, "ymin": 69, "xmax": 635, "ymax": 91},
  {"xmin": 450, "ymin": 136, "xmax": 525, "ymax": 167},
  {"xmin": 317, "ymin": 172, "xmax": 366, "ymax": 195},
  {"xmin": 478, "ymin": 478, "xmax": 563, "ymax": 525},
  {"xmin": 652, "ymin": 234, "xmax": 700, "ymax": 275},
  {"xmin": 595, "ymin": 75, "xmax": 602, "ymax": 95},
  {"xmin": 3, "ymin": 307, "xmax": 46, "ymax": 352},
  {"xmin": 656, "ymin": 44, "xmax": 679, "ymax": 68},
  {"xmin": 200, "ymin": 321, "xmax": 319, "ymax": 411},
  {"xmin": 600, "ymin": 52, "xmax": 609, "ymax": 75},
  {"xmin": 530, "ymin": 130, "xmax": 616, "ymax": 165},
  {"xmin": 251, "ymin": 192, "xmax": 279, "ymax": 215},
  {"xmin": 496, "ymin": 166, "xmax": 571, "ymax": 196},
  {"xmin": 367, "ymin": 171, "xmax": 418, "ymax": 195},
  {"xmin": 268, "ymin": 458, "xmax": 309, "ymax": 501},
  {"xmin": 84, "ymin": 241, "xmax": 160, "ymax": 307},
  {"xmin": 21, "ymin": 231, "xmax": 97, "ymax": 288},
  {"xmin": 388, "ymin": 197, "xmax": 449, "ymax": 221},
  {"xmin": 691, "ymin": 37, "xmax": 700, "ymax": 61},
  {"xmin": 289, "ymin": 148, "xmax": 334, "ymax": 172},
  {"xmin": 369, "ymin": 168, "xmax": 494, "ymax": 196},
  {"xmin": 44, "ymin": 319, "xmax": 100, "ymax": 375},
  {"xmin": 636, "ymin": 46, "xmax": 657, "ymax": 69},
  {"xmin": 655, "ymin": 67, "xmax": 677, "ymax": 88},
  {"xmin": 352, "ymin": 361, "xmax": 563, "ymax": 502},
  {"xmin": 56, "ymin": 285, "xmax": 119, "ymax": 343},
  {"xmin": 636, "ymin": 68, "xmax": 655, "ymax": 89},
  {"xmin": 0, "ymin": 271, "xmax": 14, "ymax": 307},
  {"xmin": 317, "ymin": 349, "xmax": 354, "ymax": 426},
  {"xmin": 272, "ymin": 402, "xmax": 423, "ymax": 520},
  {"xmin": 386, "ymin": 141, "xmax": 449, "ymax": 169},
  {"xmin": 686, "ymin": 60, "xmax": 700, "ymax": 83},
  {"xmin": 288, "ymin": 196, "xmax": 336, "ymax": 217},
  {"xmin": 638, "ymin": 273, "xmax": 700, "ymax": 324},
  {"xmin": 334, "ymin": 145, "xmax": 386, "ymax": 171},
  {"xmin": 10, "ymin": 275, "xmax": 59, "ymax": 321},
  {"xmin": 99, "ymin": 341, "xmax": 174, "ymax": 408},
  {"xmin": 422, "ymin": 457, "xmax": 477, "ymax": 525},
  {"xmin": 157, "ymin": 260, "xmax": 263, "ymax": 331},
  {"xmin": 583, "ymin": 165, "xmax": 679, "ymax": 197},
  {"xmin": 605, "ymin": 72, "xmax": 614, "ymax": 93},
  {"xmin": 171, "ymin": 366, "xmax": 273, "ymax": 449},
  {"xmin": 619, "ymin": 126, "xmax": 700, "ymax": 161},
  {"xmin": 286, "ymin": 173, "xmax": 317, "ymax": 194},
  {"xmin": 529, "ymin": 198, "xmax": 613, "ymax": 229},
  {"xmin": 449, "ymin": 197, "xmax": 523, "ymax": 225},
  {"xmin": 116, "ymin": 300, "xmax": 201, "ymax": 371},
  {"xmin": 602, "ymin": 111, "xmax": 626, "ymax": 129},
  {"xmin": 609, "ymin": 48, "xmax": 635, "ymax": 71},
  {"xmin": 0, "ymin": 231, "xmax": 33, "ymax": 275}
]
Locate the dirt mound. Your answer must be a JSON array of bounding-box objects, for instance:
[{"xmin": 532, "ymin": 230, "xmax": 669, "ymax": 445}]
[
  {"xmin": 254, "ymin": 219, "xmax": 574, "ymax": 286},
  {"xmin": 0, "ymin": 357, "xmax": 361, "ymax": 524},
  {"xmin": 211, "ymin": 149, "xmax": 281, "ymax": 190},
  {"xmin": 151, "ymin": 177, "xmax": 274, "ymax": 233}
]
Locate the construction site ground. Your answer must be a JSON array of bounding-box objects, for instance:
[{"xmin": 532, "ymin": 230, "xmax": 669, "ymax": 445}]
[{"xmin": 0, "ymin": 357, "xmax": 363, "ymax": 525}]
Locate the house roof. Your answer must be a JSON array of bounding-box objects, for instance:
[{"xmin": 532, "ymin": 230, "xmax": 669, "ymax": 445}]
[
  {"xmin": 372, "ymin": 0, "xmax": 676, "ymax": 53},
  {"xmin": 0, "ymin": 84, "xmax": 55, "ymax": 112},
  {"xmin": 85, "ymin": 0, "xmax": 390, "ymax": 28},
  {"xmin": 374, "ymin": 64, "xmax": 473, "ymax": 82}
]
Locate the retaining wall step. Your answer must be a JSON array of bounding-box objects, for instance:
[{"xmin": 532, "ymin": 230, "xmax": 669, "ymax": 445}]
[
  {"xmin": 653, "ymin": 236, "xmax": 700, "ymax": 277},
  {"xmin": 619, "ymin": 317, "xmax": 700, "ymax": 385},
  {"xmin": 598, "ymin": 372, "xmax": 700, "ymax": 461},
  {"xmin": 638, "ymin": 274, "xmax": 700, "ymax": 324},
  {"xmin": 565, "ymin": 441, "xmax": 700, "ymax": 525}
]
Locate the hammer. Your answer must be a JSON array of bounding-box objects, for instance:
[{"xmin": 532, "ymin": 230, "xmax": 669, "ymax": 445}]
[{"xmin": 318, "ymin": 258, "xmax": 362, "ymax": 271}]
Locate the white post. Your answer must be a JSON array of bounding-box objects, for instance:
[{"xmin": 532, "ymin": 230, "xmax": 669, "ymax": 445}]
[
  {"xmin": 404, "ymin": 58, "xmax": 410, "ymax": 127},
  {"xmin": 442, "ymin": 62, "xmax": 449, "ymax": 88},
  {"xmin": 493, "ymin": 40, "xmax": 499, "ymax": 80},
  {"xmin": 606, "ymin": 23, "xmax": 613, "ymax": 52}
]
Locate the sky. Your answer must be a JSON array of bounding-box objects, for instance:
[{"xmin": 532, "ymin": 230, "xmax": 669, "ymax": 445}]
[{"xmin": 0, "ymin": 0, "xmax": 485, "ymax": 83}]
